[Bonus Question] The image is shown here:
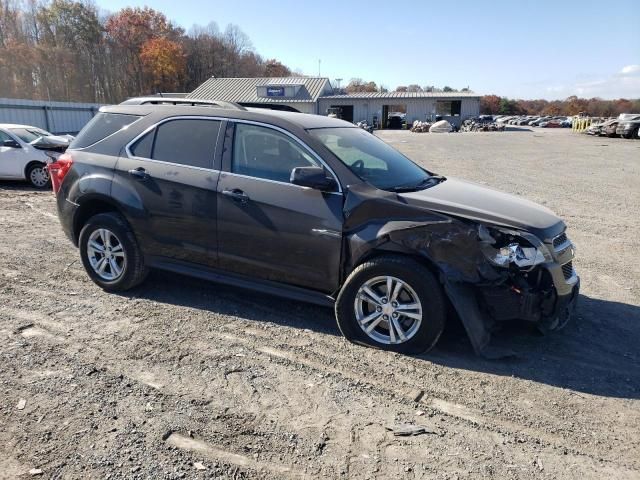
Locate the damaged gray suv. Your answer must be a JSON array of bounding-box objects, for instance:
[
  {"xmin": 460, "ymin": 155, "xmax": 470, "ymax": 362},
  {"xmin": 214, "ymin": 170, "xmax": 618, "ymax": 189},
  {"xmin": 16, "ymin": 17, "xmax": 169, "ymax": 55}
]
[{"xmin": 50, "ymin": 103, "xmax": 579, "ymax": 356}]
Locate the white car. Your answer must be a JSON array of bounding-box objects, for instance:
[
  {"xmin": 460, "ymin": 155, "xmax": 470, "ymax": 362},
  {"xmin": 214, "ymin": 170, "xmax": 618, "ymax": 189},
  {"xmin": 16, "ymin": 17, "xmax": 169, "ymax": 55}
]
[{"xmin": 0, "ymin": 124, "xmax": 72, "ymax": 188}]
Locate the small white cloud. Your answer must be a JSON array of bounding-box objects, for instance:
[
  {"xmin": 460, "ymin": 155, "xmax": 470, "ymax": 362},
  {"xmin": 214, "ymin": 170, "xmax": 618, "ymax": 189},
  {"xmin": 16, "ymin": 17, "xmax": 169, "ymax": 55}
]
[{"xmin": 620, "ymin": 64, "xmax": 640, "ymax": 76}]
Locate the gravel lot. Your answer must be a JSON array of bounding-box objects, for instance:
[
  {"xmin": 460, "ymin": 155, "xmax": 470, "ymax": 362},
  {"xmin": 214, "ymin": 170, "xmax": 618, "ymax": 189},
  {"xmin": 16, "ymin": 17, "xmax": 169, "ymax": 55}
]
[{"xmin": 1, "ymin": 128, "xmax": 639, "ymax": 479}]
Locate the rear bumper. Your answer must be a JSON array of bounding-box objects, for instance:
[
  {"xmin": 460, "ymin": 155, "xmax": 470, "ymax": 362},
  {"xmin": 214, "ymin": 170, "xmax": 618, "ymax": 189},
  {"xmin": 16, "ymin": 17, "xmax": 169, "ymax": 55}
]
[{"xmin": 56, "ymin": 194, "xmax": 79, "ymax": 246}]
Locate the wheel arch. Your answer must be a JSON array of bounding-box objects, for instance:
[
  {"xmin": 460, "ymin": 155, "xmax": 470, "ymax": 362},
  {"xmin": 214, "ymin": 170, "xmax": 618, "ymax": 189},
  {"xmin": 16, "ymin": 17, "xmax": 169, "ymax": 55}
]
[
  {"xmin": 345, "ymin": 244, "xmax": 443, "ymax": 286},
  {"xmin": 72, "ymin": 195, "xmax": 128, "ymax": 245},
  {"xmin": 24, "ymin": 160, "xmax": 46, "ymax": 179}
]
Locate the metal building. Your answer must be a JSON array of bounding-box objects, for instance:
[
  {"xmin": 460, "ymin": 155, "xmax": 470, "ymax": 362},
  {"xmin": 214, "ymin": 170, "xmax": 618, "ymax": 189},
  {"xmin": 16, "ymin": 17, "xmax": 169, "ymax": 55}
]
[
  {"xmin": 189, "ymin": 77, "xmax": 480, "ymax": 128},
  {"xmin": 318, "ymin": 91, "xmax": 480, "ymax": 128},
  {"xmin": 188, "ymin": 77, "xmax": 333, "ymax": 114},
  {"xmin": 0, "ymin": 97, "xmax": 102, "ymax": 134}
]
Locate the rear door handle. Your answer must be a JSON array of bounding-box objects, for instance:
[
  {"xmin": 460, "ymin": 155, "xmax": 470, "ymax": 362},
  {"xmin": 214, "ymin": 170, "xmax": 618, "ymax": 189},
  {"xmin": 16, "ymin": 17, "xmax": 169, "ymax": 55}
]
[
  {"xmin": 222, "ymin": 188, "xmax": 249, "ymax": 204},
  {"xmin": 128, "ymin": 167, "xmax": 149, "ymax": 180}
]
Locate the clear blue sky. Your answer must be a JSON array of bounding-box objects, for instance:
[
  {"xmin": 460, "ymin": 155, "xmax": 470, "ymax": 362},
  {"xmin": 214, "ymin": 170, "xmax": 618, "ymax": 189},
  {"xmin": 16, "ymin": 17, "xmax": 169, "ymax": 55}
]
[{"xmin": 98, "ymin": 0, "xmax": 639, "ymax": 99}]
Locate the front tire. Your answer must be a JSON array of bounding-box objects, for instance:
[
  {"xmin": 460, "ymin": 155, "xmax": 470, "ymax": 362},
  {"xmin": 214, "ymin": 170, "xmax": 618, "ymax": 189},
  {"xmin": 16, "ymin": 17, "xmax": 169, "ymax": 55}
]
[
  {"xmin": 335, "ymin": 255, "xmax": 446, "ymax": 354},
  {"xmin": 79, "ymin": 212, "xmax": 148, "ymax": 291},
  {"xmin": 27, "ymin": 163, "xmax": 50, "ymax": 189}
]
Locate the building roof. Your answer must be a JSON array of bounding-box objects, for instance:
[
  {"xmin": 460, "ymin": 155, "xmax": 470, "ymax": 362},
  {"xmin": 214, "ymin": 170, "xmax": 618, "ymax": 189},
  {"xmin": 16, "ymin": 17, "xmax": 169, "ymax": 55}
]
[
  {"xmin": 188, "ymin": 77, "xmax": 331, "ymax": 103},
  {"xmin": 319, "ymin": 91, "xmax": 481, "ymax": 100}
]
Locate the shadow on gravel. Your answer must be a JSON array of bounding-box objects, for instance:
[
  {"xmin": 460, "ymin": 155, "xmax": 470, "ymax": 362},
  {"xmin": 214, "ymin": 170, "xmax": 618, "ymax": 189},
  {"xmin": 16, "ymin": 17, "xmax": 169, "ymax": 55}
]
[
  {"xmin": 428, "ymin": 294, "xmax": 640, "ymax": 399},
  {"xmin": 0, "ymin": 180, "xmax": 41, "ymax": 192},
  {"xmin": 504, "ymin": 126, "xmax": 534, "ymax": 132},
  {"xmin": 122, "ymin": 273, "xmax": 639, "ymax": 399},
  {"xmin": 118, "ymin": 270, "xmax": 341, "ymax": 337}
]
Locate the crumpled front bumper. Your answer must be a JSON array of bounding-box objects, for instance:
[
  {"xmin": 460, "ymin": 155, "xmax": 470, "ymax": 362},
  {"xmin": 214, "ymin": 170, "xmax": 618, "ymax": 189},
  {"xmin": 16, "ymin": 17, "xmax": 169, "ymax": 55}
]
[
  {"xmin": 446, "ymin": 272, "xmax": 579, "ymax": 358},
  {"xmin": 445, "ymin": 232, "xmax": 580, "ymax": 357}
]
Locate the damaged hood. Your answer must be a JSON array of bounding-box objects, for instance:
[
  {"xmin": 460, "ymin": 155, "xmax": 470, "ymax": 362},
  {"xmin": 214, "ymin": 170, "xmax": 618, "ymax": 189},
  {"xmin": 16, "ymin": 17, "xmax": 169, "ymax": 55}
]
[{"xmin": 399, "ymin": 178, "xmax": 564, "ymax": 239}]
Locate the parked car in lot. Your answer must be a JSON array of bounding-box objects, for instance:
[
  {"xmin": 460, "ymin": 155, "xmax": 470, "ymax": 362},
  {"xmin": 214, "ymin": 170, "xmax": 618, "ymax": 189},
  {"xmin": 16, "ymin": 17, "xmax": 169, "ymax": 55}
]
[
  {"xmin": 519, "ymin": 116, "xmax": 532, "ymax": 125},
  {"xmin": 49, "ymin": 103, "xmax": 579, "ymax": 356},
  {"xmin": 595, "ymin": 119, "xmax": 620, "ymax": 137},
  {"xmin": 540, "ymin": 118, "xmax": 563, "ymax": 128},
  {"xmin": 615, "ymin": 116, "xmax": 640, "ymax": 138},
  {"xmin": 0, "ymin": 123, "xmax": 72, "ymax": 188},
  {"xmin": 533, "ymin": 117, "xmax": 555, "ymax": 126}
]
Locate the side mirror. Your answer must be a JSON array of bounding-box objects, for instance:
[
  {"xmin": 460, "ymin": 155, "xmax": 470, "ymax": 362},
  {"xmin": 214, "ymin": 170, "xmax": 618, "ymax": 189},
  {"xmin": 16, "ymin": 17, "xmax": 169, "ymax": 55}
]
[
  {"xmin": 2, "ymin": 139, "xmax": 20, "ymax": 148},
  {"xmin": 290, "ymin": 166, "xmax": 337, "ymax": 191}
]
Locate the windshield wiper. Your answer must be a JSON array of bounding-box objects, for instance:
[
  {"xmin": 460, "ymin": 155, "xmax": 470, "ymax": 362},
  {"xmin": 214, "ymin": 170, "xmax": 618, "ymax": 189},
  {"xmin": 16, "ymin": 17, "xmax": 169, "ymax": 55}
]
[{"xmin": 389, "ymin": 175, "xmax": 445, "ymax": 192}]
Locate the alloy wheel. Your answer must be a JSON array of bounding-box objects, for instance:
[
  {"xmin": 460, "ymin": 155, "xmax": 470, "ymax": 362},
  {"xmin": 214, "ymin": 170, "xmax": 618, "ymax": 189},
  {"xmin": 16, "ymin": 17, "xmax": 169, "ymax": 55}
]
[
  {"xmin": 87, "ymin": 228, "xmax": 126, "ymax": 281},
  {"xmin": 354, "ymin": 275, "xmax": 423, "ymax": 345}
]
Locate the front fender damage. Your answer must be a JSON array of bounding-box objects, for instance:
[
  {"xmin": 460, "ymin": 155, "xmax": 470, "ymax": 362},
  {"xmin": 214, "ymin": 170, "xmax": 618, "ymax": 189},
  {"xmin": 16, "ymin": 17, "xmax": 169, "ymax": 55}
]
[{"xmin": 343, "ymin": 184, "xmax": 510, "ymax": 357}]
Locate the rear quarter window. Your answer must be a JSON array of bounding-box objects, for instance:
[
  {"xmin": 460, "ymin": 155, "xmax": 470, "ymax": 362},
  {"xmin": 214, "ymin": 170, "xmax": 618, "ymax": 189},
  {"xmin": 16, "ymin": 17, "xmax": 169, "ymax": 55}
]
[
  {"xmin": 151, "ymin": 119, "xmax": 221, "ymax": 169},
  {"xmin": 70, "ymin": 113, "xmax": 141, "ymax": 149}
]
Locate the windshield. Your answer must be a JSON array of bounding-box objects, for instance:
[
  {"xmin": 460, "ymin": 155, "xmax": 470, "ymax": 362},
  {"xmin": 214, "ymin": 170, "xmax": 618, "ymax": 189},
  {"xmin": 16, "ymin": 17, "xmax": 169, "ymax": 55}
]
[
  {"xmin": 9, "ymin": 127, "xmax": 52, "ymax": 143},
  {"xmin": 309, "ymin": 127, "xmax": 433, "ymax": 191}
]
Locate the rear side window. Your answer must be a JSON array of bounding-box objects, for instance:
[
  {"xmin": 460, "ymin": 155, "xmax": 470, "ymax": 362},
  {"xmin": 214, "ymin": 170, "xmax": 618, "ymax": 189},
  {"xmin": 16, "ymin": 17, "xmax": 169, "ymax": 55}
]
[
  {"xmin": 131, "ymin": 119, "xmax": 221, "ymax": 169},
  {"xmin": 71, "ymin": 113, "xmax": 141, "ymax": 149}
]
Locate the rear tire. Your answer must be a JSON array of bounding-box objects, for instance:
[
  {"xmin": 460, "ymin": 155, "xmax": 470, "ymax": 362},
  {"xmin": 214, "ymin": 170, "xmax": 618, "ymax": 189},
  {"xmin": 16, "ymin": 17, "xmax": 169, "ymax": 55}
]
[
  {"xmin": 27, "ymin": 163, "xmax": 50, "ymax": 189},
  {"xmin": 335, "ymin": 255, "xmax": 446, "ymax": 354},
  {"xmin": 79, "ymin": 212, "xmax": 148, "ymax": 291}
]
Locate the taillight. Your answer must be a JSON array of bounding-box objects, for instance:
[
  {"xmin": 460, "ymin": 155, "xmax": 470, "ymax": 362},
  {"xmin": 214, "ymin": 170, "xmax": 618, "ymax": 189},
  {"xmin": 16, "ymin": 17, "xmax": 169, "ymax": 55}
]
[{"xmin": 48, "ymin": 153, "xmax": 73, "ymax": 194}]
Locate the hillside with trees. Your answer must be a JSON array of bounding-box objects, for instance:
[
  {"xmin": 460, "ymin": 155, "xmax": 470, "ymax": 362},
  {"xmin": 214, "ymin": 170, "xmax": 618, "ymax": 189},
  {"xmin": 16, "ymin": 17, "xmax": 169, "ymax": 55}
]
[{"xmin": 0, "ymin": 1, "xmax": 292, "ymax": 103}]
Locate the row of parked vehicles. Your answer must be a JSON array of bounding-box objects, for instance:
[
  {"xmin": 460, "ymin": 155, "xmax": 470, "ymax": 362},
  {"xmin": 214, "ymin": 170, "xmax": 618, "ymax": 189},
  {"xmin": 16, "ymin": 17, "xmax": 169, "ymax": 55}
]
[
  {"xmin": 492, "ymin": 113, "xmax": 640, "ymax": 139},
  {"xmin": 585, "ymin": 114, "xmax": 640, "ymax": 139},
  {"xmin": 496, "ymin": 115, "xmax": 573, "ymax": 128}
]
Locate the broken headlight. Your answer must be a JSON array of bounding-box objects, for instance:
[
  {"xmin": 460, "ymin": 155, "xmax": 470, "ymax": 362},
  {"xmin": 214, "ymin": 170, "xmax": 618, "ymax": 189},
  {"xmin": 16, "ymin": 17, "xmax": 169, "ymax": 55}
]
[{"xmin": 478, "ymin": 225, "xmax": 551, "ymax": 269}]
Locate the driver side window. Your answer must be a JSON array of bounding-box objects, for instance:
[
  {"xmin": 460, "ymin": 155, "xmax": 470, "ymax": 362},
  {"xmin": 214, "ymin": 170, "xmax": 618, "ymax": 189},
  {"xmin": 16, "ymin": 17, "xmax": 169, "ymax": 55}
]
[{"xmin": 232, "ymin": 123, "xmax": 320, "ymax": 183}]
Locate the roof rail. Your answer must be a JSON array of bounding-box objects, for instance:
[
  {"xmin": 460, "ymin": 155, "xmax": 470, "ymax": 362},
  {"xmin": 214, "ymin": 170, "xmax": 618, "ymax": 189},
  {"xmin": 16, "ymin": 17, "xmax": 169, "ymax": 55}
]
[{"xmin": 119, "ymin": 97, "xmax": 247, "ymax": 110}]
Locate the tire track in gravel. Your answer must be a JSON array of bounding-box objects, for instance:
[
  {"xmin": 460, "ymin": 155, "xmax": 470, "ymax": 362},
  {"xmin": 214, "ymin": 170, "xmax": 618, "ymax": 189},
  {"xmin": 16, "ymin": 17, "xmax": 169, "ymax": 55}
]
[
  {"xmin": 10, "ymin": 317, "xmax": 638, "ymax": 480},
  {"xmin": 3, "ymin": 297, "xmax": 639, "ymax": 473},
  {"xmin": 4, "ymin": 319, "xmax": 326, "ymax": 477}
]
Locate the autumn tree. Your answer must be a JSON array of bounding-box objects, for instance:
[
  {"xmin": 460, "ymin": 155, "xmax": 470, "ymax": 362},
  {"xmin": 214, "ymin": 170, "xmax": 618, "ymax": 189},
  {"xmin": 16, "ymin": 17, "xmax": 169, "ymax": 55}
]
[
  {"xmin": 35, "ymin": 0, "xmax": 104, "ymax": 102},
  {"xmin": 346, "ymin": 78, "xmax": 378, "ymax": 93},
  {"xmin": 105, "ymin": 7, "xmax": 183, "ymax": 97},
  {"xmin": 264, "ymin": 59, "xmax": 291, "ymax": 77},
  {"xmin": 480, "ymin": 95, "xmax": 501, "ymax": 114},
  {"xmin": 140, "ymin": 38, "xmax": 185, "ymax": 92}
]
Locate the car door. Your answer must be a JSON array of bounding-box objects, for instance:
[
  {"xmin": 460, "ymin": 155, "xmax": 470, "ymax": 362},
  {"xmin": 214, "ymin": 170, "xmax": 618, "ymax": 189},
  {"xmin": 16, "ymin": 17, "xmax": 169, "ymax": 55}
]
[
  {"xmin": 216, "ymin": 121, "xmax": 343, "ymax": 293},
  {"xmin": 0, "ymin": 129, "xmax": 27, "ymax": 178},
  {"xmin": 113, "ymin": 117, "xmax": 223, "ymax": 267}
]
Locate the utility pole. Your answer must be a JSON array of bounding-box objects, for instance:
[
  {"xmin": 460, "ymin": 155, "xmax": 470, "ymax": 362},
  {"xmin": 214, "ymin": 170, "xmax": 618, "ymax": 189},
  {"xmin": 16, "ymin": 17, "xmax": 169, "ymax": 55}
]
[{"xmin": 318, "ymin": 59, "xmax": 321, "ymax": 77}]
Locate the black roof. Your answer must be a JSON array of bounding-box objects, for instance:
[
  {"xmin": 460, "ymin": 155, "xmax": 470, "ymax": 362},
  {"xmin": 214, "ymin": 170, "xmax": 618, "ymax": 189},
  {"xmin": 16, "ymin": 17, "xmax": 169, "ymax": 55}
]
[{"xmin": 100, "ymin": 104, "xmax": 355, "ymax": 130}]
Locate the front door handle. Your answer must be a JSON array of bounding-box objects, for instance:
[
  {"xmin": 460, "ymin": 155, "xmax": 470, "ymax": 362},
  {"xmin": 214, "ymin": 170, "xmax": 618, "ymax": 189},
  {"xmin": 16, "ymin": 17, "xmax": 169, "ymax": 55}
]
[
  {"xmin": 222, "ymin": 188, "xmax": 249, "ymax": 204},
  {"xmin": 128, "ymin": 167, "xmax": 149, "ymax": 180}
]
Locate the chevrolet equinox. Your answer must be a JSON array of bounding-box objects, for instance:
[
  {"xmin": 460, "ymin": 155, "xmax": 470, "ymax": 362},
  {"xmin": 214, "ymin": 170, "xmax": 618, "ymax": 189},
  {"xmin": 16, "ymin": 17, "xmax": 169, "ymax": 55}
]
[{"xmin": 49, "ymin": 103, "xmax": 579, "ymax": 356}]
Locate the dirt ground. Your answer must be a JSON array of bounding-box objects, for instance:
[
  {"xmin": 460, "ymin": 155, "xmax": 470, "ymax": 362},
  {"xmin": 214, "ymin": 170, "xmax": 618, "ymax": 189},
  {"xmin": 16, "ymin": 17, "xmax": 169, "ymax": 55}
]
[{"xmin": 1, "ymin": 128, "xmax": 639, "ymax": 479}]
